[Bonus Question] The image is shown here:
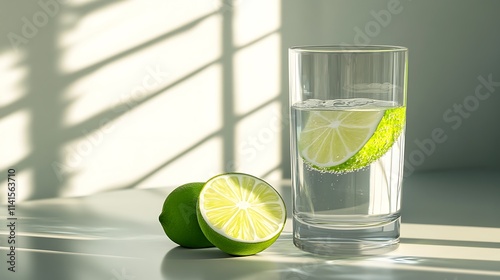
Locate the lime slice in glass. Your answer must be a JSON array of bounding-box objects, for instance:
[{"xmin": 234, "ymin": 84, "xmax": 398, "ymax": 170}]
[{"xmin": 299, "ymin": 107, "xmax": 405, "ymax": 173}]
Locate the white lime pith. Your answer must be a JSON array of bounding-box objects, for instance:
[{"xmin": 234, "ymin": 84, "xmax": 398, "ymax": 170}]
[{"xmin": 196, "ymin": 173, "xmax": 286, "ymax": 256}]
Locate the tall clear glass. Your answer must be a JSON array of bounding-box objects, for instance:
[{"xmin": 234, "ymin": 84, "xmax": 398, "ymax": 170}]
[{"xmin": 289, "ymin": 45, "xmax": 408, "ymax": 255}]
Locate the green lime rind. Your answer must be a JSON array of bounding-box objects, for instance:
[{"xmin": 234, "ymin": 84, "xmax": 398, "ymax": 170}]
[{"xmin": 303, "ymin": 107, "xmax": 406, "ymax": 173}]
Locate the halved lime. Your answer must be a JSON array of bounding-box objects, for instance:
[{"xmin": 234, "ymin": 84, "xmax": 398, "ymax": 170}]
[
  {"xmin": 299, "ymin": 107, "xmax": 405, "ymax": 173},
  {"xmin": 196, "ymin": 173, "xmax": 286, "ymax": 256}
]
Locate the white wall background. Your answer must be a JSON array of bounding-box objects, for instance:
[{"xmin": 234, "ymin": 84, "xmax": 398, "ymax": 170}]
[{"xmin": 0, "ymin": 0, "xmax": 499, "ymax": 202}]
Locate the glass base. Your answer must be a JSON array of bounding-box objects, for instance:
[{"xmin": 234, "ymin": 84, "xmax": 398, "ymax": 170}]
[{"xmin": 293, "ymin": 217, "xmax": 400, "ymax": 256}]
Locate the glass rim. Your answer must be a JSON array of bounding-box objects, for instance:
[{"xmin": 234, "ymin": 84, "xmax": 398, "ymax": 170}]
[{"xmin": 289, "ymin": 45, "xmax": 408, "ymax": 53}]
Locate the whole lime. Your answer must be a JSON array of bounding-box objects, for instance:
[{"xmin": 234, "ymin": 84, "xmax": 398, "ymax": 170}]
[{"xmin": 159, "ymin": 182, "xmax": 213, "ymax": 248}]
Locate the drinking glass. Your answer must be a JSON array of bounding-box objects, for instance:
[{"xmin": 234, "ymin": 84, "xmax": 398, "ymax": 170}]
[{"xmin": 289, "ymin": 45, "xmax": 408, "ymax": 255}]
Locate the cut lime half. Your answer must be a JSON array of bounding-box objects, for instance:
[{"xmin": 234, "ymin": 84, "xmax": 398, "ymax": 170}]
[{"xmin": 197, "ymin": 173, "xmax": 286, "ymax": 256}]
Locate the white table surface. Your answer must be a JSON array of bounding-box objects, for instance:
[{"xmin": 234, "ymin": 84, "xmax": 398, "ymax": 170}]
[{"xmin": 1, "ymin": 170, "xmax": 499, "ymax": 280}]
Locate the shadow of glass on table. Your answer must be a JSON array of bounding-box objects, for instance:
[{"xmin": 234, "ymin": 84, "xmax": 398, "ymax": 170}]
[{"xmin": 161, "ymin": 232, "xmax": 500, "ymax": 280}]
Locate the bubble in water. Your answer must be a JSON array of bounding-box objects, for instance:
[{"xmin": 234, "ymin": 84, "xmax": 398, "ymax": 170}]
[{"xmin": 322, "ymin": 100, "xmax": 337, "ymax": 107}]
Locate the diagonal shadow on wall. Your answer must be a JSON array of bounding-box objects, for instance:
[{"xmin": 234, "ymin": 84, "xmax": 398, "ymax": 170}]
[{"xmin": 0, "ymin": 1, "xmax": 287, "ymax": 203}]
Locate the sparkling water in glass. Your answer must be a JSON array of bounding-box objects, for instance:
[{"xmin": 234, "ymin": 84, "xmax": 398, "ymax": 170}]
[{"xmin": 289, "ymin": 45, "xmax": 408, "ymax": 255}]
